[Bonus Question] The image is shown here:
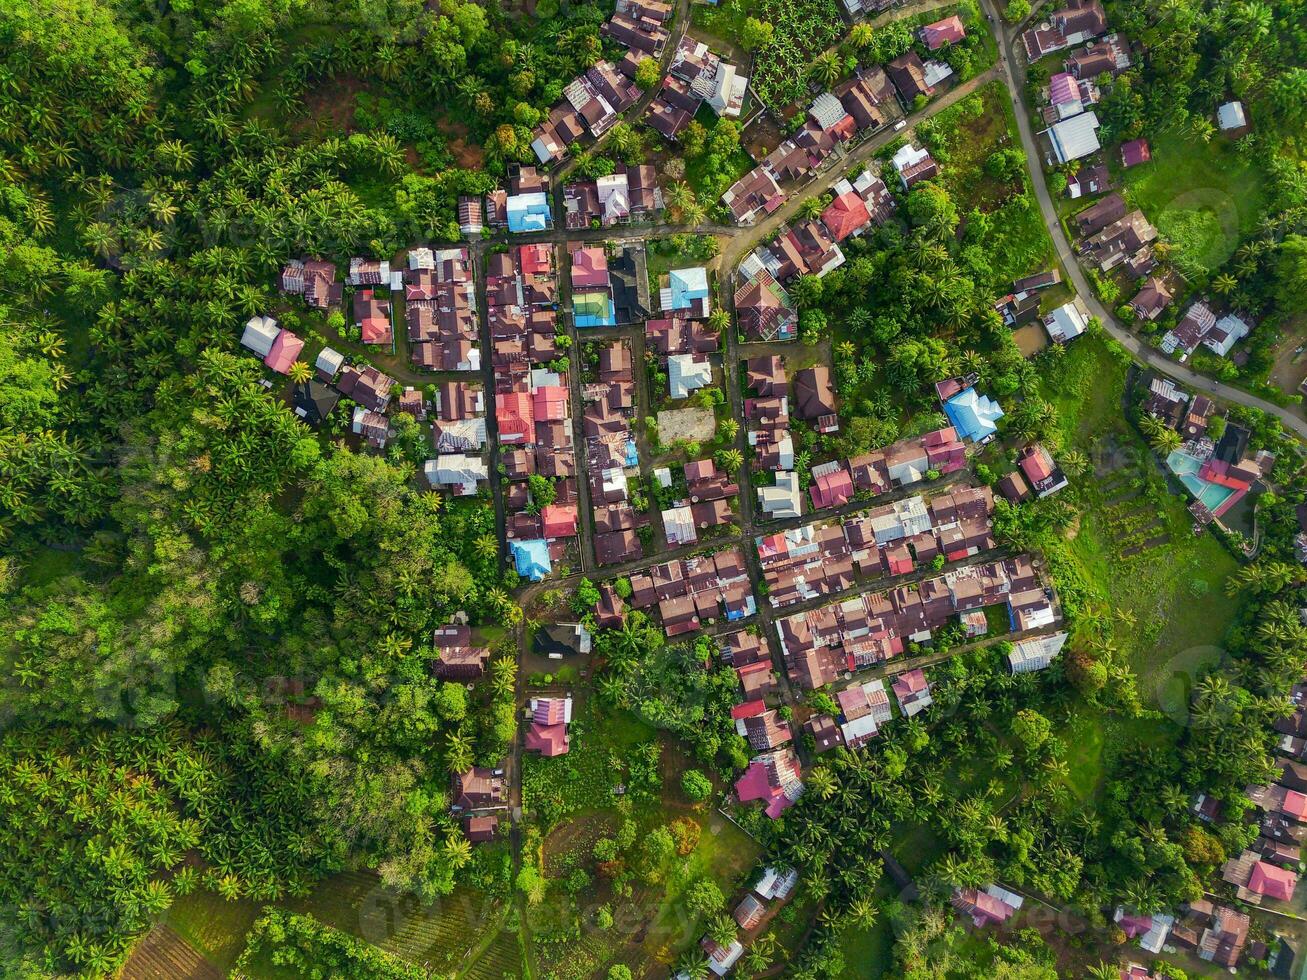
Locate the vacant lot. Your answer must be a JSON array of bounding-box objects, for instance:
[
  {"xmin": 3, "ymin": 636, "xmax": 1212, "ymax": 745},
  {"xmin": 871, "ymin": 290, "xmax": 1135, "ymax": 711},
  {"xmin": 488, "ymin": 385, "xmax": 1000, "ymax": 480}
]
[{"xmin": 1120, "ymin": 132, "xmax": 1268, "ymax": 281}]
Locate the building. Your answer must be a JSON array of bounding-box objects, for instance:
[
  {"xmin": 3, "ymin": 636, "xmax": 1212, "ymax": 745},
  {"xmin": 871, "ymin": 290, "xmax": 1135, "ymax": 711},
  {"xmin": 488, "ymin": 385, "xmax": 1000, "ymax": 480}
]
[
  {"xmin": 525, "ymin": 696, "xmax": 573, "ymax": 757},
  {"xmin": 794, "ymin": 366, "xmax": 839, "ymax": 433},
  {"xmin": 734, "ymin": 748, "xmax": 804, "ymax": 818},
  {"xmin": 1044, "ymin": 111, "xmax": 1101, "ymax": 164},
  {"xmin": 942, "ymin": 384, "xmax": 1003, "ymax": 442},
  {"xmin": 433, "ymin": 625, "xmax": 491, "ymax": 680},
  {"xmin": 758, "ymin": 470, "xmax": 802, "ymax": 520},
  {"xmin": 354, "ymin": 289, "xmax": 393, "ymax": 346},
  {"xmin": 890, "ymin": 143, "xmax": 939, "ymax": 190},
  {"xmin": 1217, "ymin": 100, "xmax": 1249, "ymax": 135},
  {"xmin": 1120, "ymin": 138, "xmax": 1151, "ymax": 167},
  {"xmin": 451, "ymin": 767, "xmax": 506, "ymax": 811},
  {"xmin": 1021, "ymin": 0, "xmax": 1108, "ymax": 60},
  {"xmin": 892, "ymin": 669, "xmax": 933, "ymax": 716},
  {"xmin": 1129, "ymin": 277, "xmax": 1172, "ymax": 321},
  {"xmin": 1018, "ymin": 444, "xmax": 1068, "ymax": 498},
  {"xmin": 1008, "ymin": 632, "xmax": 1067, "ymax": 673},
  {"xmin": 659, "ymin": 267, "xmax": 711, "ymax": 317},
  {"xmin": 1042, "ymin": 297, "xmax": 1091, "ymax": 343},
  {"xmin": 920, "ymin": 15, "xmax": 965, "ymax": 50},
  {"xmin": 951, "ymin": 884, "xmax": 1024, "ymax": 928}
]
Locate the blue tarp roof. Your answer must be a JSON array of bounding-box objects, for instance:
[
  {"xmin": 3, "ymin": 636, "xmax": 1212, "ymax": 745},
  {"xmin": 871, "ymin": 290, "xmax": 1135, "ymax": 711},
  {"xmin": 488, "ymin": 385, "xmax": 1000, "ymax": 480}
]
[
  {"xmin": 511, "ymin": 538, "xmax": 552, "ymax": 581},
  {"xmin": 944, "ymin": 388, "xmax": 1004, "ymax": 442},
  {"xmin": 507, "ymin": 193, "xmax": 551, "ymax": 234}
]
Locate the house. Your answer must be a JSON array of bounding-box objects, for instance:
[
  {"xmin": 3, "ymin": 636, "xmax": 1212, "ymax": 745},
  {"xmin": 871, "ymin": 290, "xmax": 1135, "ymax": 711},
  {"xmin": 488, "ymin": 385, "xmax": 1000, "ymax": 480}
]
[
  {"xmin": 240, "ymin": 315, "xmax": 280, "ymax": 358},
  {"xmin": 887, "ymin": 52, "xmax": 934, "ymax": 106},
  {"xmin": 810, "ymin": 462, "xmax": 854, "ymax": 510},
  {"xmin": 734, "ymin": 748, "xmax": 803, "ymax": 818},
  {"xmin": 1021, "ymin": 0, "xmax": 1108, "ymax": 59},
  {"xmin": 1045, "ymin": 111, "xmax": 1101, "ymax": 164},
  {"xmin": 1066, "ymin": 35, "xmax": 1131, "ymax": 79},
  {"xmin": 292, "ymin": 380, "xmax": 339, "ymax": 427},
  {"xmin": 433, "ymin": 625, "xmax": 491, "ymax": 680},
  {"xmin": 742, "ymin": 709, "xmax": 792, "ymax": 751},
  {"xmin": 337, "ymin": 364, "xmax": 394, "ymax": 414},
  {"xmin": 734, "ymin": 893, "xmax": 766, "ymax": 931},
  {"xmin": 534, "ymin": 623, "xmax": 592, "ymax": 658},
  {"xmin": 281, "ymin": 259, "xmax": 341, "ymax": 310},
  {"xmin": 890, "ymin": 143, "xmax": 939, "ymax": 190},
  {"xmin": 595, "ymin": 584, "xmax": 626, "ymax": 628},
  {"xmin": 1204, "ymin": 313, "xmax": 1252, "ymax": 358},
  {"xmin": 735, "ymin": 263, "xmax": 798, "ymax": 341},
  {"xmin": 463, "ymin": 814, "xmax": 498, "ymax": 843},
  {"xmin": 1194, "ymin": 904, "xmax": 1249, "ymax": 968},
  {"xmin": 351, "ymin": 406, "xmax": 389, "ymax": 448},
  {"xmin": 1008, "ymin": 632, "xmax": 1067, "ymax": 673},
  {"xmin": 1081, "ymin": 210, "xmax": 1158, "ymax": 272},
  {"xmin": 921, "ymin": 14, "xmax": 965, "ymax": 50},
  {"xmin": 701, "ymin": 937, "xmax": 744, "ymax": 978},
  {"xmin": 1113, "ymin": 907, "xmax": 1174, "ymax": 955},
  {"xmin": 457, "ymin": 197, "xmax": 483, "ymax": 236},
  {"xmin": 951, "ymin": 884, "xmax": 1024, "ymax": 928},
  {"xmin": 794, "ymin": 366, "xmax": 839, "ymax": 432},
  {"xmin": 424, "ymin": 454, "xmax": 488, "ymax": 497},
  {"xmin": 525, "ymin": 696, "xmax": 573, "ymax": 757},
  {"xmin": 892, "ymin": 669, "xmax": 933, "ymax": 716},
  {"xmin": 1065, "ymin": 161, "xmax": 1110, "ymax": 199},
  {"xmin": 1044, "ymin": 72, "xmax": 1099, "ymax": 122},
  {"xmin": 659, "ymin": 267, "xmax": 711, "ymax": 317},
  {"xmin": 1074, "ymin": 192, "xmax": 1126, "ymax": 237},
  {"xmin": 759, "ymin": 470, "xmax": 803, "ymax": 520},
  {"xmin": 347, "ymin": 258, "xmax": 390, "ymax": 287},
  {"xmin": 1217, "ymin": 100, "xmax": 1249, "ymax": 135},
  {"xmin": 451, "ymin": 766, "xmax": 506, "ymax": 811},
  {"xmin": 942, "ymin": 385, "xmax": 1003, "ymax": 442},
  {"xmin": 1142, "ymin": 376, "xmax": 1188, "ymax": 427},
  {"xmin": 510, "ymin": 539, "xmax": 552, "ymax": 581},
  {"xmin": 353, "ymin": 289, "xmax": 393, "ymax": 346},
  {"xmin": 1160, "ymin": 301, "xmax": 1219, "ymax": 361},
  {"xmin": 1120, "ymin": 138, "xmax": 1151, "ymax": 168},
  {"xmin": 262, "ymin": 328, "xmax": 304, "ymax": 375},
  {"xmin": 667, "ymin": 353, "xmax": 713, "ymax": 400},
  {"xmin": 1223, "ymin": 849, "xmax": 1298, "ymax": 904},
  {"xmin": 997, "ymin": 470, "xmax": 1031, "ymax": 503},
  {"xmin": 1043, "ymin": 297, "xmax": 1091, "ymax": 343},
  {"xmin": 722, "ymin": 168, "xmax": 784, "ymax": 226},
  {"xmin": 1130, "ymin": 277, "xmax": 1172, "ymax": 321},
  {"xmin": 1018, "ymin": 444, "xmax": 1068, "ymax": 497}
]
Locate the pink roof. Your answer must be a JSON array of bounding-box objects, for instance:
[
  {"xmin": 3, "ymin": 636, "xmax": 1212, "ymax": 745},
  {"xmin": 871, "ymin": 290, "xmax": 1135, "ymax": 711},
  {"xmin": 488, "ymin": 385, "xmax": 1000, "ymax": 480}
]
[
  {"xmin": 1117, "ymin": 913, "xmax": 1153, "ymax": 938},
  {"xmin": 1120, "ymin": 139, "xmax": 1151, "ymax": 167},
  {"xmin": 533, "ymin": 698, "xmax": 568, "ymax": 725},
  {"xmin": 1019, "ymin": 445, "xmax": 1054, "ymax": 482},
  {"xmin": 1048, "ymin": 72, "xmax": 1079, "ymax": 105},
  {"xmin": 810, "ymin": 468, "xmax": 854, "ymax": 510},
  {"xmin": 263, "ymin": 329, "xmax": 304, "ymax": 374},
  {"xmin": 540, "ymin": 504, "xmax": 578, "ymax": 538},
  {"xmin": 1283, "ymin": 788, "xmax": 1307, "ymax": 820},
  {"xmin": 922, "ymin": 14, "xmax": 965, "ymax": 49},
  {"xmin": 571, "ymin": 246, "xmax": 610, "ymax": 288},
  {"xmin": 497, "ymin": 392, "xmax": 535, "ymax": 443},
  {"xmin": 893, "ymin": 669, "xmax": 928, "ymax": 696},
  {"xmin": 532, "ymin": 385, "xmax": 569, "ymax": 421},
  {"xmin": 733, "ymin": 755, "xmax": 799, "ymax": 818},
  {"xmin": 1249, "ymin": 861, "xmax": 1296, "ymax": 901},
  {"xmin": 518, "ymin": 243, "xmax": 552, "ymax": 275},
  {"xmin": 821, "ymin": 192, "xmax": 871, "ymax": 242},
  {"xmin": 525, "ymin": 722, "xmax": 569, "ymax": 756}
]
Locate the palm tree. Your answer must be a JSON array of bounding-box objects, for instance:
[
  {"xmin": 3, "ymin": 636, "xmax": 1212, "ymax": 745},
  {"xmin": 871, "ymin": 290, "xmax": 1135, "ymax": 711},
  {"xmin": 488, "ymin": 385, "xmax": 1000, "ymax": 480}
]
[
  {"xmin": 808, "ymin": 766, "xmax": 838, "ymax": 800},
  {"xmin": 675, "ymin": 950, "xmax": 711, "ymax": 980},
  {"xmin": 1212, "ymin": 272, "xmax": 1238, "ymax": 294},
  {"xmin": 1059, "ymin": 449, "xmax": 1088, "ymax": 476},
  {"xmin": 1150, "ymin": 428, "xmax": 1182, "ymax": 455},
  {"xmin": 287, "ymin": 361, "xmax": 312, "ymax": 384},
  {"xmin": 474, "ymin": 534, "xmax": 498, "ymax": 560},
  {"xmin": 849, "ymin": 24, "xmax": 875, "ymax": 49},
  {"xmin": 811, "ymin": 52, "xmax": 841, "ymax": 89}
]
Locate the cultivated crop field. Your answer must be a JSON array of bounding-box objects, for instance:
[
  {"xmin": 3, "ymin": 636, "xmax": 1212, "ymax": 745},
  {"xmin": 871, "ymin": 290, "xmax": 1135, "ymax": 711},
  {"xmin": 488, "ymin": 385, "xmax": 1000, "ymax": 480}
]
[{"xmin": 749, "ymin": 0, "xmax": 844, "ymax": 111}]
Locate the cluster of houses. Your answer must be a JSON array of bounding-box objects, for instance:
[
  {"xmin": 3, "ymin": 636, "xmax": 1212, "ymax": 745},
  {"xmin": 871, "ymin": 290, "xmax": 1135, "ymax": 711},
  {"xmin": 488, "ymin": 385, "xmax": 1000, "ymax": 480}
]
[
  {"xmin": 646, "ymin": 312, "xmax": 720, "ymax": 402},
  {"xmin": 1072, "ymin": 192, "xmax": 1159, "ymax": 280},
  {"xmin": 803, "ymin": 669, "xmax": 936, "ymax": 753},
  {"xmin": 739, "ymin": 167, "xmax": 896, "ymax": 285},
  {"xmin": 658, "ymin": 458, "xmax": 738, "ymax": 547},
  {"xmin": 721, "ymin": 68, "xmax": 902, "ymax": 226},
  {"xmin": 647, "ymin": 36, "xmax": 748, "ymax": 141},
  {"xmin": 1159, "ymin": 298, "xmax": 1254, "ymax": 364},
  {"xmin": 486, "ymin": 243, "xmax": 581, "ymax": 580},
  {"xmin": 469, "ymin": 166, "xmax": 554, "ymax": 235},
  {"xmin": 751, "ymin": 389, "xmax": 969, "ymax": 521},
  {"xmin": 531, "ymin": 0, "xmax": 671, "ymax": 165},
  {"xmin": 774, "ymin": 554, "xmax": 1056, "ymax": 689},
  {"xmin": 683, "ymin": 865, "xmax": 799, "ymax": 978},
  {"xmin": 755, "ymin": 485, "xmax": 996, "ymax": 607},
  {"xmin": 623, "ymin": 547, "xmax": 756, "ymax": 635},
  {"xmin": 583, "ymin": 335, "xmax": 649, "ymax": 567},
  {"xmin": 1143, "ymin": 375, "xmax": 1273, "ymax": 525},
  {"xmin": 405, "ymin": 247, "xmax": 480, "ymax": 371},
  {"xmin": 993, "ymin": 270, "xmax": 1094, "ymax": 347},
  {"xmin": 563, "ymin": 165, "xmax": 663, "ymax": 229},
  {"xmin": 452, "ymin": 764, "xmax": 508, "ymax": 844},
  {"xmin": 734, "ymin": 266, "xmax": 798, "ymax": 343},
  {"xmin": 424, "ymin": 381, "xmax": 490, "ymax": 498}
]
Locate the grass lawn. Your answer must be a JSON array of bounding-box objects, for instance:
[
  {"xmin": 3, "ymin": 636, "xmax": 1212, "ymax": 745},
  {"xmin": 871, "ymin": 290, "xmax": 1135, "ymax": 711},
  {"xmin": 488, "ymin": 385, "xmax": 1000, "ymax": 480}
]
[
  {"xmin": 162, "ymin": 888, "xmax": 261, "ymax": 974},
  {"xmin": 836, "ymin": 918, "xmax": 894, "ymax": 978},
  {"xmin": 1119, "ymin": 131, "xmax": 1268, "ymax": 281}
]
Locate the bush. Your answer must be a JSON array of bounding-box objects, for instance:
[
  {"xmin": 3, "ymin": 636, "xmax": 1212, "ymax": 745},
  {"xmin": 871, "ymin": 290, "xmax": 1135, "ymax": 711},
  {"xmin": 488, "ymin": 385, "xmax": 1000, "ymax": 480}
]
[{"xmin": 682, "ymin": 768, "xmax": 713, "ymax": 801}]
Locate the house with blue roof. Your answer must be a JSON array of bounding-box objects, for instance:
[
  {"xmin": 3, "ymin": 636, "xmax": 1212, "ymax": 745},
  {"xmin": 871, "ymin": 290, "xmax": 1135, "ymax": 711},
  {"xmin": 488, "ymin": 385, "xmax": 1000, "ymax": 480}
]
[
  {"xmin": 943, "ymin": 387, "xmax": 1004, "ymax": 443},
  {"xmin": 511, "ymin": 539, "xmax": 552, "ymax": 581},
  {"xmin": 659, "ymin": 267, "xmax": 711, "ymax": 316},
  {"xmin": 507, "ymin": 192, "xmax": 552, "ymax": 233}
]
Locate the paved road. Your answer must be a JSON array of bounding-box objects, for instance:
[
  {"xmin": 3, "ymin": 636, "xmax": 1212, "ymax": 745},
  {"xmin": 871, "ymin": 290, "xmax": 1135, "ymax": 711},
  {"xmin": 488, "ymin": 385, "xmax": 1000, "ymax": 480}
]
[{"xmin": 980, "ymin": 0, "xmax": 1307, "ymax": 440}]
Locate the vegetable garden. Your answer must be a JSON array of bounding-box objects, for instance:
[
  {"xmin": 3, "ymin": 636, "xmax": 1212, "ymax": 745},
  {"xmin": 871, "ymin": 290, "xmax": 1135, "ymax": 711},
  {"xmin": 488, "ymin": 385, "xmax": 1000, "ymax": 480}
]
[{"xmin": 749, "ymin": 0, "xmax": 845, "ymax": 112}]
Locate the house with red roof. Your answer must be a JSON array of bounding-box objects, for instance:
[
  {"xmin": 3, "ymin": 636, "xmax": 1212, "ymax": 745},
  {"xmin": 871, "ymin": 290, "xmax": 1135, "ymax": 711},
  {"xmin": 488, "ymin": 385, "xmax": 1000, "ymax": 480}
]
[
  {"xmin": 540, "ymin": 504, "xmax": 578, "ymax": 539},
  {"xmin": 920, "ymin": 15, "xmax": 965, "ymax": 50},
  {"xmin": 1018, "ymin": 444, "xmax": 1068, "ymax": 498},
  {"xmin": 263, "ymin": 329, "xmax": 304, "ymax": 375},
  {"xmin": 354, "ymin": 289, "xmax": 393, "ymax": 345},
  {"xmin": 1223, "ymin": 848, "xmax": 1298, "ymax": 904},
  {"xmin": 734, "ymin": 748, "xmax": 803, "ymax": 819},
  {"xmin": 525, "ymin": 696, "xmax": 573, "ymax": 757},
  {"xmin": 891, "ymin": 668, "xmax": 933, "ymax": 717},
  {"xmin": 570, "ymin": 246, "xmax": 610, "ymax": 289},
  {"xmin": 532, "ymin": 385, "xmax": 570, "ymax": 422},
  {"xmin": 497, "ymin": 392, "xmax": 535, "ymax": 444},
  {"xmin": 810, "ymin": 463, "xmax": 854, "ymax": 510},
  {"xmin": 820, "ymin": 190, "xmax": 872, "ymax": 243},
  {"xmin": 1120, "ymin": 138, "xmax": 1151, "ymax": 167},
  {"xmin": 951, "ymin": 884, "xmax": 1023, "ymax": 928}
]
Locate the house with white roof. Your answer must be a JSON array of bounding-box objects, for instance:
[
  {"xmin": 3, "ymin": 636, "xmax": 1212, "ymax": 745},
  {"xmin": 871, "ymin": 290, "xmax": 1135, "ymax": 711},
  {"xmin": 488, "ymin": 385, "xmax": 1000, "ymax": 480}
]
[
  {"xmin": 1044, "ymin": 111, "xmax": 1101, "ymax": 163},
  {"xmin": 240, "ymin": 315, "xmax": 280, "ymax": 357},
  {"xmin": 424, "ymin": 454, "xmax": 489, "ymax": 497},
  {"xmin": 758, "ymin": 471, "xmax": 802, "ymax": 520},
  {"xmin": 1008, "ymin": 632, "xmax": 1067, "ymax": 673},
  {"xmin": 668, "ymin": 353, "xmax": 713, "ymax": 399},
  {"xmin": 1043, "ymin": 297, "xmax": 1091, "ymax": 343}
]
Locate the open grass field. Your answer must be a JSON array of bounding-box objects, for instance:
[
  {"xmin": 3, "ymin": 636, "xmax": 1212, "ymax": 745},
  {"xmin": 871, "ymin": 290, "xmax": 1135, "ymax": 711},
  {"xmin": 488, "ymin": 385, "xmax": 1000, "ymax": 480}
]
[
  {"xmin": 1119, "ymin": 131, "xmax": 1268, "ymax": 282},
  {"xmin": 1037, "ymin": 336, "xmax": 1242, "ymax": 696}
]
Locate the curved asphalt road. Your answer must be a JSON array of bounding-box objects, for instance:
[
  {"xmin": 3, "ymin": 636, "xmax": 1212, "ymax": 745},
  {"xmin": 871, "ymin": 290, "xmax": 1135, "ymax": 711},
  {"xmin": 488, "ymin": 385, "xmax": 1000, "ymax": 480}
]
[{"xmin": 978, "ymin": 0, "xmax": 1307, "ymax": 440}]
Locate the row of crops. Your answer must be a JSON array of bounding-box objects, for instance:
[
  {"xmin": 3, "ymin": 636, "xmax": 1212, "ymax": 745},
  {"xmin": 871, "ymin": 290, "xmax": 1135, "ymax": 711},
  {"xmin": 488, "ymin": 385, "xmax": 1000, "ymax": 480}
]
[{"xmin": 749, "ymin": 0, "xmax": 845, "ymax": 111}]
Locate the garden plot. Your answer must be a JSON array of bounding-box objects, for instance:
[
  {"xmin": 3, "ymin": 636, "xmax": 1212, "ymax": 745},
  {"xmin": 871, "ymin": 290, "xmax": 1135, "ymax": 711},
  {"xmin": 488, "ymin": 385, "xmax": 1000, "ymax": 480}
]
[{"xmin": 657, "ymin": 406, "xmax": 717, "ymax": 443}]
